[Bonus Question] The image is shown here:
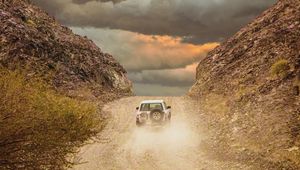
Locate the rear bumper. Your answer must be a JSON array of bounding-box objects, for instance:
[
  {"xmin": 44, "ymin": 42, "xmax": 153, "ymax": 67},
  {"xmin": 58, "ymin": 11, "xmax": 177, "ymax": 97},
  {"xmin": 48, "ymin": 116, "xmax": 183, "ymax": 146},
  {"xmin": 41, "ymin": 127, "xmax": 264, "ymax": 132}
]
[{"xmin": 136, "ymin": 113, "xmax": 167, "ymax": 124}]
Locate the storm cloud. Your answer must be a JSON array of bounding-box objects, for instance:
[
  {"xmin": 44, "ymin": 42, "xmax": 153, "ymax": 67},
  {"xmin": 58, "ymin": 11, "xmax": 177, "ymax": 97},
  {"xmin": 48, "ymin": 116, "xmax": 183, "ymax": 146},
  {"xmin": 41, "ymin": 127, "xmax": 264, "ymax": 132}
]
[
  {"xmin": 71, "ymin": 28, "xmax": 205, "ymax": 94},
  {"xmin": 32, "ymin": 0, "xmax": 276, "ymax": 44},
  {"xmin": 33, "ymin": 0, "xmax": 276, "ymax": 95},
  {"xmin": 72, "ymin": 27, "xmax": 218, "ymax": 72},
  {"xmin": 133, "ymin": 83, "xmax": 190, "ymax": 96},
  {"xmin": 128, "ymin": 63, "xmax": 197, "ymax": 87}
]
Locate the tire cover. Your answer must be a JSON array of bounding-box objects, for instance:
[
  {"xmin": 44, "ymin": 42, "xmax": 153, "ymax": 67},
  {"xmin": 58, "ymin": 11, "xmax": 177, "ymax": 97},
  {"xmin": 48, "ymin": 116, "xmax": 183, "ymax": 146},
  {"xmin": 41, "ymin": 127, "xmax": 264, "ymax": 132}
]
[{"xmin": 150, "ymin": 109, "xmax": 164, "ymax": 122}]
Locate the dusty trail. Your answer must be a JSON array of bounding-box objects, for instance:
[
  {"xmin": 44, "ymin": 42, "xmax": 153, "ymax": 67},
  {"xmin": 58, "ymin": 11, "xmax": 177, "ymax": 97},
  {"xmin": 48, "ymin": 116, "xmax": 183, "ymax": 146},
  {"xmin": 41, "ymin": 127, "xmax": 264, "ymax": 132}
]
[{"xmin": 72, "ymin": 97, "xmax": 249, "ymax": 170}]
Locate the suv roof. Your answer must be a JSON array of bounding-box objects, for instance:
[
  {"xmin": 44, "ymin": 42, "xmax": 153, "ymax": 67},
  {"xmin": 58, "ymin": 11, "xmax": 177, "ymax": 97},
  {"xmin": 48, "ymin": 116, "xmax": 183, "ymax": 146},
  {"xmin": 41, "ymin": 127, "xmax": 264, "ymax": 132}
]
[{"xmin": 140, "ymin": 100, "xmax": 164, "ymax": 104}]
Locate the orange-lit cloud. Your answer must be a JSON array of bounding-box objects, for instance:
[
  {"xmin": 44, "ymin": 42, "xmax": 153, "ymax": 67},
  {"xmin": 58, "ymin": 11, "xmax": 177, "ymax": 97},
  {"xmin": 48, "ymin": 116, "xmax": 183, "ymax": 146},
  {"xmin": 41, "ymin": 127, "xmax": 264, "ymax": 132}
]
[
  {"xmin": 129, "ymin": 36, "xmax": 217, "ymax": 71},
  {"xmin": 126, "ymin": 37, "xmax": 218, "ymax": 71},
  {"xmin": 33, "ymin": 0, "xmax": 275, "ymax": 96},
  {"xmin": 72, "ymin": 28, "xmax": 219, "ymax": 72},
  {"xmin": 71, "ymin": 27, "xmax": 218, "ymax": 95}
]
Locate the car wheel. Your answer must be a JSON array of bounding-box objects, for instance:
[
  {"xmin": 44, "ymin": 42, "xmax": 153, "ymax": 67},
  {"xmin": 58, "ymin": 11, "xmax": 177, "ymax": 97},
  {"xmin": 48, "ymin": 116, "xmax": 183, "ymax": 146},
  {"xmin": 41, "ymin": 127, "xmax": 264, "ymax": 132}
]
[
  {"xmin": 136, "ymin": 119, "xmax": 143, "ymax": 127},
  {"xmin": 150, "ymin": 109, "xmax": 164, "ymax": 123}
]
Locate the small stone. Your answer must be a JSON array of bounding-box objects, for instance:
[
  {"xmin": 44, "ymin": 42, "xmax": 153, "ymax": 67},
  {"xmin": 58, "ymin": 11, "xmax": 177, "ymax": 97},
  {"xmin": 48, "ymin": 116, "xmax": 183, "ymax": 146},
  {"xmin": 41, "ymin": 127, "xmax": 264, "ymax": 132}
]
[{"xmin": 287, "ymin": 146, "xmax": 299, "ymax": 152}]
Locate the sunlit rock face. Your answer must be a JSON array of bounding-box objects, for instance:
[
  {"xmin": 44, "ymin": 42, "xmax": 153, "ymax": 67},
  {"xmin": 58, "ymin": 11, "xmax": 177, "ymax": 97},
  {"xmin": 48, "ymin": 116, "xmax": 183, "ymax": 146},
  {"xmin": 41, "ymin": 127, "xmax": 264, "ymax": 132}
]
[{"xmin": 105, "ymin": 69, "xmax": 133, "ymax": 92}]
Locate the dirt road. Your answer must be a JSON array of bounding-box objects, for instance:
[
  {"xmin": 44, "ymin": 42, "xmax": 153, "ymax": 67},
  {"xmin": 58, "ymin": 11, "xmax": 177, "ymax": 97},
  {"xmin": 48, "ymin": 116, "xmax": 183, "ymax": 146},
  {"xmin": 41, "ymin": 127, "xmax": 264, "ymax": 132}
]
[{"xmin": 72, "ymin": 96, "xmax": 250, "ymax": 170}]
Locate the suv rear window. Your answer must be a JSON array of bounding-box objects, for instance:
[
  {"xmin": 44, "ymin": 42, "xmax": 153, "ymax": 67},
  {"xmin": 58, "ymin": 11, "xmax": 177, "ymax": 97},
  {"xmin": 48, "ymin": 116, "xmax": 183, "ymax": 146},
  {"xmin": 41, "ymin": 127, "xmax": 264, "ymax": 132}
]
[{"xmin": 140, "ymin": 103, "xmax": 163, "ymax": 111}]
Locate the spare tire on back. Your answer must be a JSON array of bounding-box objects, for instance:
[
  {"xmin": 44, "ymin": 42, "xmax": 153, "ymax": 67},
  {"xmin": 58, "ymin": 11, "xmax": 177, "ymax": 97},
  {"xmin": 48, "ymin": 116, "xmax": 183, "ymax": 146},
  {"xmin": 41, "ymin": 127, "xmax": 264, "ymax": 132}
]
[{"xmin": 150, "ymin": 109, "xmax": 164, "ymax": 123}]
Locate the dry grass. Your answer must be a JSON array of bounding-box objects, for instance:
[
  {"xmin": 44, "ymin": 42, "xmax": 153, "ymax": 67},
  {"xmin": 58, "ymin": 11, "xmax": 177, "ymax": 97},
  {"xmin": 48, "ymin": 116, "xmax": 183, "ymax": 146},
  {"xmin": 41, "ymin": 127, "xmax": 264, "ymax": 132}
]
[
  {"xmin": 0, "ymin": 68, "xmax": 102, "ymax": 169},
  {"xmin": 271, "ymin": 59, "xmax": 290, "ymax": 78}
]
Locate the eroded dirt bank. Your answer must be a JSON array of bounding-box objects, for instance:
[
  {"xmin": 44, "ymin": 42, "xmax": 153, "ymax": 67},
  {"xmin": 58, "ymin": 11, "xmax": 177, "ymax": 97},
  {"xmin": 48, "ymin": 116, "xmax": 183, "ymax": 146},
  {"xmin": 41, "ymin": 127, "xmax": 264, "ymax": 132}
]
[{"xmin": 71, "ymin": 96, "xmax": 265, "ymax": 170}]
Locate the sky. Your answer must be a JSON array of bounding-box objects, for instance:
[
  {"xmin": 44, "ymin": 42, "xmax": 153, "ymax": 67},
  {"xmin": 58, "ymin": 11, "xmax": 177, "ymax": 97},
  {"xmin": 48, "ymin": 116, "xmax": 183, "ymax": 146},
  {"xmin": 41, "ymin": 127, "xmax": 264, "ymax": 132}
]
[{"xmin": 32, "ymin": 0, "xmax": 276, "ymax": 96}]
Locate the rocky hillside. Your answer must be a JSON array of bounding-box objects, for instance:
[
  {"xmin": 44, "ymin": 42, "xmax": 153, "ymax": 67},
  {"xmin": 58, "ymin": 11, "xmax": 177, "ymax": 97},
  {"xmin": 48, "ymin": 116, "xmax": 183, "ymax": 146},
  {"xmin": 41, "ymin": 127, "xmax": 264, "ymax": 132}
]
[
  {"xmin": 0, "ymin": 0, "xmax": 132, "ymax": 101},
  {"xmin": 189, "ymin": 0, "xmax": 300, "ymax": 168}
]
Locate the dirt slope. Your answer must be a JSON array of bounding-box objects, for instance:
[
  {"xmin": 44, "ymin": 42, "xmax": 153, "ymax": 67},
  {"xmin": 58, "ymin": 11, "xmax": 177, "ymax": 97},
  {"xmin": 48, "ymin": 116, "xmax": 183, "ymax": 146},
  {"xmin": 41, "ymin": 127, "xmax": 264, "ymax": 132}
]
[
  {"xmin": 0, "ymin": 0, "xmax": 132, "ymax": 100},
  {"xmin": 189, "ymin": 0, "xmax": 300, "ymax": 168}
]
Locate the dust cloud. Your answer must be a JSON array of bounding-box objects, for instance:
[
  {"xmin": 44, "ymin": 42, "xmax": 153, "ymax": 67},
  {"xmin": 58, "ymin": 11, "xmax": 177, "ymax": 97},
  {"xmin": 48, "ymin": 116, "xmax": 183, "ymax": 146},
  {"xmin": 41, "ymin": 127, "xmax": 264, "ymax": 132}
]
[
  {"xmin": 130, "ymin": 121, "xmax": 200, "ymax": 154},
  {"xmin": 72, "ymin": 97, "xmax": 250, "ymax": 170}
]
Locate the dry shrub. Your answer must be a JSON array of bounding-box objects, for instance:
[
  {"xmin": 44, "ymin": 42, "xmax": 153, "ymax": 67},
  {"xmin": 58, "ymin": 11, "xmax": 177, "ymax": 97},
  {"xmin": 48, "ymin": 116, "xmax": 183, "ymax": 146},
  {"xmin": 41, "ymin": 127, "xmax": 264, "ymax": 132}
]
[
  {"xmin": 271, "ymin": 59, "xmax": 290, "ymax": 78},
  {"xmin": 0, "ymin": 68, "xmax": 101, "ymax": 169}
]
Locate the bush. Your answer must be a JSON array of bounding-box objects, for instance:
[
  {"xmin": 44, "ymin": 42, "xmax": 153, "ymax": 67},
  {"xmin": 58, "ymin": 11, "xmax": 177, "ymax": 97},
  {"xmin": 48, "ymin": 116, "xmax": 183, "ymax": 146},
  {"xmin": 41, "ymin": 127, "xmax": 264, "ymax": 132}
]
[
  {"xmin": 25, "ymin": 19, "xmax": 36, "ymax": 26},
  {"xmin": 0, "ymin": 68, "xmax": 101, "ymax": 169},
  {"xmin": 271, "ymin": 59, "xmax": 290, "ymax": 78}
]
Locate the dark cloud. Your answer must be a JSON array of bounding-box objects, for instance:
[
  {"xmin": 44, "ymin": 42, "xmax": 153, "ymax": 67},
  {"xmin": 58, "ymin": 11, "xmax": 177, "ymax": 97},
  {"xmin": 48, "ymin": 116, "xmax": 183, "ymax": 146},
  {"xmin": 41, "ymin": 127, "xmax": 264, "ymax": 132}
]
[
  {"xmin": 128, "ymin": 63, "xmax": 196, "ymax": 87},
  {"xmin": 133, "ymin": 83, "xmax": 190, "ymax": 96},
  {"xmin": 31, "ymin": 0, "xmax": 276, "ymax": 95},
  {"xmin": 32, "ymin": 0, "xmax": 276, "ymax": 44},
  {"xmin": 72, "ymin": 27, "xmax": 218, "ymax": 72},
  {"xmin": 71, "ymin": 27, "xmax": 201, "ymax": 95}
]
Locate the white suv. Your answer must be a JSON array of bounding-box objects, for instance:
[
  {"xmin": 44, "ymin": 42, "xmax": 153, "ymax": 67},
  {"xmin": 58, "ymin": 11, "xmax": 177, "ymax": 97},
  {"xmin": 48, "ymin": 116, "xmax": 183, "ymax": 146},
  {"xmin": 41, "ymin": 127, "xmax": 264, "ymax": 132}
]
[{"xmin": 135, "ymin": 100, "xmax": 171, "ymax": 126}]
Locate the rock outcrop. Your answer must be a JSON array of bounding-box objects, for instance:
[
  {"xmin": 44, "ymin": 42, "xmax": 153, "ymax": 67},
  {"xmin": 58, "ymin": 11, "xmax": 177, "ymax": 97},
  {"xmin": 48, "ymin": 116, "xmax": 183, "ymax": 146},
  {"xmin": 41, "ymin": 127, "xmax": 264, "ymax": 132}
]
[
  {"xmin": 189, "ymin": 0, "xmax": 300, "ymax": 168},
  {"xmin": 0, "ymin": 0, "xmax": 132, "ymax": 100}
]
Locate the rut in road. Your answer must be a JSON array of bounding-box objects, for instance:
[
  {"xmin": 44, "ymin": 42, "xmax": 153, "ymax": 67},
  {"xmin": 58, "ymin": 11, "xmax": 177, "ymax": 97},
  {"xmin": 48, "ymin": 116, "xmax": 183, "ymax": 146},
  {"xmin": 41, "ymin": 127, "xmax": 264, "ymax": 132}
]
[{"xmin": 72, "ymin": 96, "xmax": 249, "ymax": 170}]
